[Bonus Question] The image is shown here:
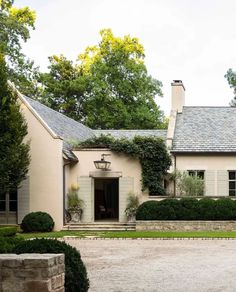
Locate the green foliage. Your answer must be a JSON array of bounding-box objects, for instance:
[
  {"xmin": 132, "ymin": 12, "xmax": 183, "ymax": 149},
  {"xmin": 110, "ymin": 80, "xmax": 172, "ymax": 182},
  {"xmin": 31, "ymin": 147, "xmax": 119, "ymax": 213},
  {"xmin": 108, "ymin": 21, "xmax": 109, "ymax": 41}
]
[
  {"xmin": 67, "ymin": 185, "xmax": 84, "ymax": 211},
  {"xmin": 0, "ymin": 0, "xmax": 38, "ymax": 96},
  {"xmin": 174, "ymin": 170, "xmax": 204, "ymax": 197},
  {"xmin": 77, "ymin": 135, "xmax": 171, "ymax": 195},
  {"xmin": 0, "ymin": 226, "xmax": 17, "ymax": 237},
  {"xmin": 21, "ymin": 212, "xmax": 54, "ymax": 232},
  {"xmin": 0, "ymin": 237, "xmax": 24, "ymax": 253},
  {"xmin": 0, "ymin": 56, "xmax": 30, "ymax": 192},
  {"xmin": 225, "ymin": 68, "xmax": 236, "ymax": 106},
  {"xmin": 125, "ymin": 192, "xmax": 140, "ymax": 217},
  {"xmin": 13, "ymin": 238, "xmax": 89, "ymax": 292},
  {"xmin": 38, "ymin": 29, "xmax": 167, "ymax": 129},
  {"xmin": 136, "ymin": 198, "xmax": 236, "ymax": 220}
]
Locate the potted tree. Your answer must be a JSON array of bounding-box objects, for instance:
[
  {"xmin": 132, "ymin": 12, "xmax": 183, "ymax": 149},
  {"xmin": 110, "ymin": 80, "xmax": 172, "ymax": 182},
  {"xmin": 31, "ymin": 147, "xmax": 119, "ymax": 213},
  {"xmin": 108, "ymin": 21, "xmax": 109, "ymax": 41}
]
[
  {"xmin": 67, "ymin": 185, "xmax": 84, "ymax": 223},
  {"xmin": 124, "ymin": 192, "xmax": 140, "ymax": 222}
]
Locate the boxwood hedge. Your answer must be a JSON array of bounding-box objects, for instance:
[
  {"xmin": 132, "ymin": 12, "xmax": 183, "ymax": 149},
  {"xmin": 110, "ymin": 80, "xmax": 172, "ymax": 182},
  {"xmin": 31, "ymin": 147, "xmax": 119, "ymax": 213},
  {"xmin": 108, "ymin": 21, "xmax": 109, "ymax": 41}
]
[{"xmin": 136, "ymin": 198, "xmax": 236, "ymax": 220}]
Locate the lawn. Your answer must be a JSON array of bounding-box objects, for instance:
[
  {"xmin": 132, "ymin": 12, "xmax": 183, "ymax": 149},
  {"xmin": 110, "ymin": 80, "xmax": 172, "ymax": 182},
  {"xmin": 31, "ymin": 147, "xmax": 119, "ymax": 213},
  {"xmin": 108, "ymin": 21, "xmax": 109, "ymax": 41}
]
[{"xmin": 16, "ymin": 230, "xmax": 236, "ymax": 239}]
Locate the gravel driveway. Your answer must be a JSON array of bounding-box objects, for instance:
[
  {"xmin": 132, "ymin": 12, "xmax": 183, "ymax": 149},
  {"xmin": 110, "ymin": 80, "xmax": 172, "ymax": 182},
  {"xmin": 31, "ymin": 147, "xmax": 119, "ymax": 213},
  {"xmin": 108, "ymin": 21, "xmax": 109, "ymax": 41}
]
[{"xmin": 66, "ymin": 238, "xmax": 236, "ymax": 292}]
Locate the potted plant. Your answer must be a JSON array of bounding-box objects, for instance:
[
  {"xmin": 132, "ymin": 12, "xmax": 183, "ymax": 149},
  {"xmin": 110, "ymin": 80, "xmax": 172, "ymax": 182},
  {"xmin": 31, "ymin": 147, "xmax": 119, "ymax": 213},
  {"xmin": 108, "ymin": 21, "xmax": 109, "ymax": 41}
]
[
  {"xmin": 124, "ymin": 192, "xmax": 140, "ymax": 222},
  {"xmin": 67, "ymin": 185, "xmax": 84, "ymax": 223}
]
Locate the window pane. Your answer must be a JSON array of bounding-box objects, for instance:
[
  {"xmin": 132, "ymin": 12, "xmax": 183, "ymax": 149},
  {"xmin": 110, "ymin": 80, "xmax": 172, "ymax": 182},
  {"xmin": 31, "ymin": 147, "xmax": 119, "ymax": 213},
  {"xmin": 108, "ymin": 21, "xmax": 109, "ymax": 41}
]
[
  {"xmin": 188, "ymin": 171, "xmax": 195, "ymax": 176},
  {"xmin": 0, "ymin": 192, "xmax": 6, "ymax": 200},
  {"xmin": 197, "ymin": 171, "xmax": 204, "ymax": 180},
  {"xmin": 229, "ymin": 190, "xmax": 236, "ymax": 196},
  {"xmin": 9, "ymin": 190, "xmax": 17, "ymax": 200},
  {"xmin": 229, "ymin": 181, "xmax": 236, "ymax": 189},
  {"xmin": 0, "ymin": 201, "xmax": 6, "ymax": 211},
  {"xmin": 9, "ymin": 201, "xmax": 17, "ymax": 212},
  {"xmin": 229, "ymin": 172, "xmax": 236, "ymax": 180}
]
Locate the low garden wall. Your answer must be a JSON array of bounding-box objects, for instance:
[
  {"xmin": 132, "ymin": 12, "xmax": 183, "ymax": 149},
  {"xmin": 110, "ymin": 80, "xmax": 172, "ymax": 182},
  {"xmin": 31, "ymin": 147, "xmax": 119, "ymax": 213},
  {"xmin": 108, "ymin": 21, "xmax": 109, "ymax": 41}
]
[
  {"xmin": 0, "ymin": 253, "xmax": 65, "ymax": 292},
  {"xmin": 136, "ymin": 221, "xmax": 236, "ymax": 232}
]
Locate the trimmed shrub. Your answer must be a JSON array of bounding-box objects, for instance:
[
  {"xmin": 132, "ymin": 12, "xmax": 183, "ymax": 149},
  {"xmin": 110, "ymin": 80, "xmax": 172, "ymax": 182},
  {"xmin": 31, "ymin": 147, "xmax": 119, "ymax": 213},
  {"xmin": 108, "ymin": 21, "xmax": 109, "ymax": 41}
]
[
  {"xmin": 136, "ymin": 198, "xmax": 236, "ymax": 221},
  {"xmin": 21, "ymin": 212, "xmax": 54, "ymax": 232},
  {"xmin": 136, "ymin": 201, "xmax": 159, "ymax": 220},
  {"xmin": 178, "ymin": 198, "xmax": 199, "ymax": 220},
  {"xmin": 0, "ymin": 226, "xmax": 17, "ymax": 237},
  {"xmin": 0, "ymin": 237, "xmax": 24, "ymax": 253},
  {"xmin": 215, "ymin": 198, "xmax": 236, "ymax": 220},
  {"xmin": 198, "ymin": 198, "xmax": 216, "ymax": 220},
  {"xmin": 13, "ymin": 238, "xmax": 89, "ymax": 292}
]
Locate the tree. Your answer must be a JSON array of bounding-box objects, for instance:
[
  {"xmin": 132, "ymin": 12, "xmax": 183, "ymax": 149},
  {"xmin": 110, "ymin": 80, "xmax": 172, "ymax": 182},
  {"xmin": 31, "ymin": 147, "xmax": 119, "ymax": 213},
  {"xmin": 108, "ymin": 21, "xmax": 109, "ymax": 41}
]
[
  {"xmin": 225, "ymin": 68, "xmax": 236, "ymax": 106},
  {"xmin": 0, "ymin": 0, "xmax": 33, "ymax": 191},
  {"xmin": 0, "ymin": 0, "xmax": 38, "ymax": 96},
  {"xmin": 39, "ymin": 29, "xmax": 167, "ymax": 129},
  {"xmin": 0, "ymin": 55, "xmax": 30, "ymax": 192}
]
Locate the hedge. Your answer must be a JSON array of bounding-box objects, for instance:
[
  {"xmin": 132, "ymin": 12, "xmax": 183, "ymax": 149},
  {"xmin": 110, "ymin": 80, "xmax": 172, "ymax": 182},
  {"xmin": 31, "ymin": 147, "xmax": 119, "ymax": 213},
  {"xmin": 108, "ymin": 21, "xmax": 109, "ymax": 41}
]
[
  {"xmin": 0, "ymin": 237, "xmax": 24, "ymax": 253},
  {"xmin": 0, "ymin": 226, "xmax": 17, "ymax": 237},
  {"xmin": 136, "ymin": 198, "xmax": 236, "ymax": 220},
  {"xmin": 21, "ymin": 211, "xmax": 54, "ymax": 232},
  {"xmin": 13, "ymin": 238, "xmax": 89, "ymax": 292}
]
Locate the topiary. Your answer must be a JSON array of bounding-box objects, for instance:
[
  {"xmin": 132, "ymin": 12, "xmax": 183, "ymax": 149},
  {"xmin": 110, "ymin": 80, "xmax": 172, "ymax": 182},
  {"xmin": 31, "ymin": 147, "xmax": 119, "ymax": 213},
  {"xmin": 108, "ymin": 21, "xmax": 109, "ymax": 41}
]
[
  {"xmin": 215, "ymin": 198, "xmax": 236, "ymax": 220},
  {"xmin": 13, "ymin": 238, "xmax": 89, "ymax": 292},
  {"xmin": 178, "ymin": 198, "xmax": 199, "ymax": 220},
  {"xmin": 21, "ymin": 211, "xmax": 54, "ymax": 232},
  {"xmin": 136, "ymin": 201, "xmax": 159, "ymax": 220},
  {"xmin": 198, "ymin": 198, "xmax": 216, "ymax": 220}
]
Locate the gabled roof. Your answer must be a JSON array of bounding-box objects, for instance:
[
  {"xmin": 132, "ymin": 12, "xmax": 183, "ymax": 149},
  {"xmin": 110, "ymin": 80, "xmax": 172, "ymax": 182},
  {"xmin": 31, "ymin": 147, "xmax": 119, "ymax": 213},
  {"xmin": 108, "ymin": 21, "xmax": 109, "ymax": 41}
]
[
  {"xmin": 94, "ymin": 129, "xmax": 167, "ymax": 140},
  {"xmin": 172, "ymin": 106, "xmax": 236, "ymax": 153},
  {"xmin": 23, "ymin": 96, "xmax": 94, "ymax": 161}
]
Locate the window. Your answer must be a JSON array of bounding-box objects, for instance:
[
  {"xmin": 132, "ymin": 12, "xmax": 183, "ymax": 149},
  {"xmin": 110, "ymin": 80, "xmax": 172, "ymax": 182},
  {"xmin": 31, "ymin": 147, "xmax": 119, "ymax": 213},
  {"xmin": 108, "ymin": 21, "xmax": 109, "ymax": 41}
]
[
  {"xmin": 229, "ymin": 171, "xmax": 236, "ymax": 196},
  {"xmin": 188, "ymin": 170, "xmax": 205, "ymax": 180}
]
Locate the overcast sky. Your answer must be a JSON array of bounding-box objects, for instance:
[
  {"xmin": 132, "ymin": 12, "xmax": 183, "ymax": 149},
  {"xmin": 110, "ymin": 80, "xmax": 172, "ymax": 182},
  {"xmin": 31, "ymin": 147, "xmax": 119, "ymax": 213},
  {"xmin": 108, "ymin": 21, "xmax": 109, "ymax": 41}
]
[{"xmin": 15, "ymin": 0, "xmax": 236, "ymax": 114}]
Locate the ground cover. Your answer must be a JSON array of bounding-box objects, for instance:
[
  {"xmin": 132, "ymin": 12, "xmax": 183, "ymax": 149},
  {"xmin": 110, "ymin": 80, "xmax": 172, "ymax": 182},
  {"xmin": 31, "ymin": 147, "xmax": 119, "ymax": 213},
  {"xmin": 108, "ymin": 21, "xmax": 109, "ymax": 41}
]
[{"xmin": 16, "ymin": 230, "xmax": 236, "ymax": 239}]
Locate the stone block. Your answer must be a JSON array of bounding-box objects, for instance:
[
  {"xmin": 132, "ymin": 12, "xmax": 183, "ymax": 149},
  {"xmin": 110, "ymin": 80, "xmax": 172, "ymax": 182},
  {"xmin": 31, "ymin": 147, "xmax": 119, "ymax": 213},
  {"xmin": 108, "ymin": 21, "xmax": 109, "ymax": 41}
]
[{"xmin": 25, "ymin": 280, "xmax": 51, "ymax": 292}]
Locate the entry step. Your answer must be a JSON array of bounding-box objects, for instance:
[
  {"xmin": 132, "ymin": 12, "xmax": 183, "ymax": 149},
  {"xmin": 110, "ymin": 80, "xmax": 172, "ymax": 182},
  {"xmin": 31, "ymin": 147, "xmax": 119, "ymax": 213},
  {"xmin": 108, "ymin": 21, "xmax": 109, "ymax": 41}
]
[{"xmin": 63, "ymin": 222, "xmax": 136, "ymax": 231}]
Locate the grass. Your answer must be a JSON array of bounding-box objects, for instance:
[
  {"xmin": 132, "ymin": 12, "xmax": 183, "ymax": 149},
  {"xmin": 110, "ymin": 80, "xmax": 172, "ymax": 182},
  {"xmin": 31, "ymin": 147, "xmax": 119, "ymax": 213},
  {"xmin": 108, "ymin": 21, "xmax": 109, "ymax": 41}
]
[{"xmin": 16, "ymin": 230, "xmax": 236, "ymax": 239}]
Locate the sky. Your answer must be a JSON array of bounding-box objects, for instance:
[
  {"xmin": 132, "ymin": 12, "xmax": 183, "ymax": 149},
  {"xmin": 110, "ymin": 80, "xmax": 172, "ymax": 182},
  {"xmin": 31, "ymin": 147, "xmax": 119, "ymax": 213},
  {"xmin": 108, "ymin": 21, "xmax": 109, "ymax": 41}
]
[{"xmin": 15, "ymin": 0, "xmax": 236, "ymax": 114}]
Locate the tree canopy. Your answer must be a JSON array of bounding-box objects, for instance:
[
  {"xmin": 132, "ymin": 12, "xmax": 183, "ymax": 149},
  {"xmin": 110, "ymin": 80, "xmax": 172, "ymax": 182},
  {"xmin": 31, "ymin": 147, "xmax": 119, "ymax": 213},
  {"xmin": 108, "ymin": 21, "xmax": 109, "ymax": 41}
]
[
  {"xmin": 225, "ymin": 68, "xmax": 236, "ymax": 106},
  {"xmin": 38, "ymin": 29, "xmax": 167, "ymax": 129}
]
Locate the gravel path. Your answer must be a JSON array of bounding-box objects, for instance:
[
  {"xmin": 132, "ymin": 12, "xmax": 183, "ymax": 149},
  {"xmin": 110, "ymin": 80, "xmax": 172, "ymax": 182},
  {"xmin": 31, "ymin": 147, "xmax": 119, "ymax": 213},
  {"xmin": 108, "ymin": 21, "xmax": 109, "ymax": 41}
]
[{"xmin": 66, "ymin": 238, "xmax": 236, "ymax": 292}]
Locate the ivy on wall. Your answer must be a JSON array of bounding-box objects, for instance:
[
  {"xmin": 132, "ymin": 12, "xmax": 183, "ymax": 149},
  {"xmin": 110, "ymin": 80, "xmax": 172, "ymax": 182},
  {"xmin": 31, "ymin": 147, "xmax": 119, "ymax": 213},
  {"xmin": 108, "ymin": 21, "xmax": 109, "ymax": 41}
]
[{"xmin": 76, "ymin": 135, "xmax": 171, "ymax": 196}]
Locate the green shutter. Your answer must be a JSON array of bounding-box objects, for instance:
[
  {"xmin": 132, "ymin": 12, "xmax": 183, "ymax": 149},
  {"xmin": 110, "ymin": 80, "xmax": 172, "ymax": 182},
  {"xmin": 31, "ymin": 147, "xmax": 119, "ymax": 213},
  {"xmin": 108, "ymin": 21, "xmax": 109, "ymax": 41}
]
[
  {"xmin": 205, "ymin": 171, "xmax": 215, "ymax": 196},
  {"xmin": 217, "ymin": 170, "xmax": 228, "ymax": 196}
]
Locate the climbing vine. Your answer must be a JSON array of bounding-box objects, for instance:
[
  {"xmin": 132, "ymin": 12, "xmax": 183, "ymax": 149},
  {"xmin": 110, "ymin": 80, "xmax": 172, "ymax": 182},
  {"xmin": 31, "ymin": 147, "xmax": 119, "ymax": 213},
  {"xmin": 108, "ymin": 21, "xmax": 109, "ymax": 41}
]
[{"xmin": 76, "ymin": 135, "xmax": 171, "ymax": 196}]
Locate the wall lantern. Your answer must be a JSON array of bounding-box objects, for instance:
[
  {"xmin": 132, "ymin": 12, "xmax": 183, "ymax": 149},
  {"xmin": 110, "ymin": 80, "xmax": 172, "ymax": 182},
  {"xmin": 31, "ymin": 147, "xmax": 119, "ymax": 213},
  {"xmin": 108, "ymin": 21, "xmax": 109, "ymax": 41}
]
[{"xmin": 94, "ymin": 154, "xmax": 111, "ymax": 170}]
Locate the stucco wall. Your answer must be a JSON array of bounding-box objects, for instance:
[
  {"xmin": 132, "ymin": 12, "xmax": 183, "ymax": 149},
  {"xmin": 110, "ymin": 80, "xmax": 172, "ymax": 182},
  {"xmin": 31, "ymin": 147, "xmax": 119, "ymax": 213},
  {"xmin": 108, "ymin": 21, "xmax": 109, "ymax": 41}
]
[
  {"xmin": 20, "ymin": 102, "xmax": 64, "ymax": 230},
  {"xmin": 175, "ymin": 155, "xmax": 236, "ymax": 196},
  {"xmin": 67, "ymin": 149, "xmax": 143, "ymax": 222}
]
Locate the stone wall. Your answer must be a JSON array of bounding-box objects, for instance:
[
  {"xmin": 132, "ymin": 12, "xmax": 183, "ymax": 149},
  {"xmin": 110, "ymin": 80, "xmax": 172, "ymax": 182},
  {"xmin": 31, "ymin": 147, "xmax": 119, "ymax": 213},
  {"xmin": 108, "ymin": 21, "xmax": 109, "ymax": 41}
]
[
  {"xmin": 136, "ymin": 220, "xmax": 236, "ymax": 231},
  {"xmin": 0, "ymin": 254, "xmax": 65, "ymax": 292}
]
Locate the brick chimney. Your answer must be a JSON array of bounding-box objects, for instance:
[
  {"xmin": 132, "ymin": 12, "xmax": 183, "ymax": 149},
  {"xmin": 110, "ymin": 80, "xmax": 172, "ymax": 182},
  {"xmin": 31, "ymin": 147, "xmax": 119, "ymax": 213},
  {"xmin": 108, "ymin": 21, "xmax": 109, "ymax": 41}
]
[{"xmin": 171, "ymin": 80, "xmax": 185, "ymax": 113}]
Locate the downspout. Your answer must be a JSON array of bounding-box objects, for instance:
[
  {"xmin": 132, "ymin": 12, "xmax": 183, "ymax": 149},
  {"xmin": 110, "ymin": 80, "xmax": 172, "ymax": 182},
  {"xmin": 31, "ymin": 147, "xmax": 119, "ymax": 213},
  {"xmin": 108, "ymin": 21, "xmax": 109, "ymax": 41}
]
[
  {"xmin": 63, "ymin": 162, "xmax": 71, "ymax": 226},
  {"xmin": 174, "ymin": 154, "xmax": 176, "ymax": 197}
]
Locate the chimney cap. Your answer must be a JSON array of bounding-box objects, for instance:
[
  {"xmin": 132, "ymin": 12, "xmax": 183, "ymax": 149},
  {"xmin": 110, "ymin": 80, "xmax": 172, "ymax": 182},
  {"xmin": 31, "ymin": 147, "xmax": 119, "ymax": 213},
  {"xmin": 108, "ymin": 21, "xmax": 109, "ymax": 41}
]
[{"xmin": 171, "ymin": 80, "xmax": 185, "ymax": 90}]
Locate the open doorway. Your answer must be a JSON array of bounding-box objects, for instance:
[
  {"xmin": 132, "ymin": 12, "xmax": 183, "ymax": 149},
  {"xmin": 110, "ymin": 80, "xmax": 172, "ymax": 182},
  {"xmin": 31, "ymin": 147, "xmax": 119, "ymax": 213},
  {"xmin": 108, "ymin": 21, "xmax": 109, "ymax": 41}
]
[{"xmin": 94, "ymin": 178, "xmax": 119, "ymax": 221}]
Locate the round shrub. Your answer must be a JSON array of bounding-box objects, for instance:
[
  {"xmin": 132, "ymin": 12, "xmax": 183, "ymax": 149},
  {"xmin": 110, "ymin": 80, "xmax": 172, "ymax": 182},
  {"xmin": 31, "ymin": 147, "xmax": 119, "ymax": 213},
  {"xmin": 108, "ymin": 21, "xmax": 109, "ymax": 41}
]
[
  {"xmin": 13, "ymin": 238, "xmax": 89, "ymax": 292},
  {"xmin": 198, "ymin": 198, "xmax": 216, "ymax": 220},
  {"xmin": 21, "ymin": 212, "xmax": 54, "ymax": 232},
  {"xmin": 136, "ymin": 201, "xmax": 159, "ymax": 220}
]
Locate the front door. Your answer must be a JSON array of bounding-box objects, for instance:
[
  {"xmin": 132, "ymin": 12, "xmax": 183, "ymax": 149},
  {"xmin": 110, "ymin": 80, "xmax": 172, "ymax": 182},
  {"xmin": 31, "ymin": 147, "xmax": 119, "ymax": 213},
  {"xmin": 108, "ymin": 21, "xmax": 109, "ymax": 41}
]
[
  {"xmin": 0, "ymin": 189, "xmax": 18, "ymax": 224},
  {"xmin": 94, "ymin": 178, "xmax": 119, "ymax": 221}
]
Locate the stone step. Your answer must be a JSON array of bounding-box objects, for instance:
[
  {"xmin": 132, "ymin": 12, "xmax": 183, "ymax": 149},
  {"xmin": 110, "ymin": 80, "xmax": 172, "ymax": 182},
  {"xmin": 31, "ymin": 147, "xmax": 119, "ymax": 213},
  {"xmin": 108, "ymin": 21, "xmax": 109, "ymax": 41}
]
[{"xmin": 62, "ymin": 222, "xmax": 136, "ymax": 231}]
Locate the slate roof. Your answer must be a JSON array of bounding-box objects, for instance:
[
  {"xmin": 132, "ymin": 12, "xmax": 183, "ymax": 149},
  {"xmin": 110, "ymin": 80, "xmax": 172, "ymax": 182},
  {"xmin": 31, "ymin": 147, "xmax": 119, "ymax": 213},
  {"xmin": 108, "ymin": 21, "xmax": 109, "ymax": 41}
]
[
  {"xmin": 23, "ymin": 96, "xmax": 94, "ymax": 160},
  {"xmin": 94, "ymin": 129, "xmax": 167, "ymax": 140},
  {"xmin": 172, "ymin": 106, "xmax": 236, "ymax": 152}
]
